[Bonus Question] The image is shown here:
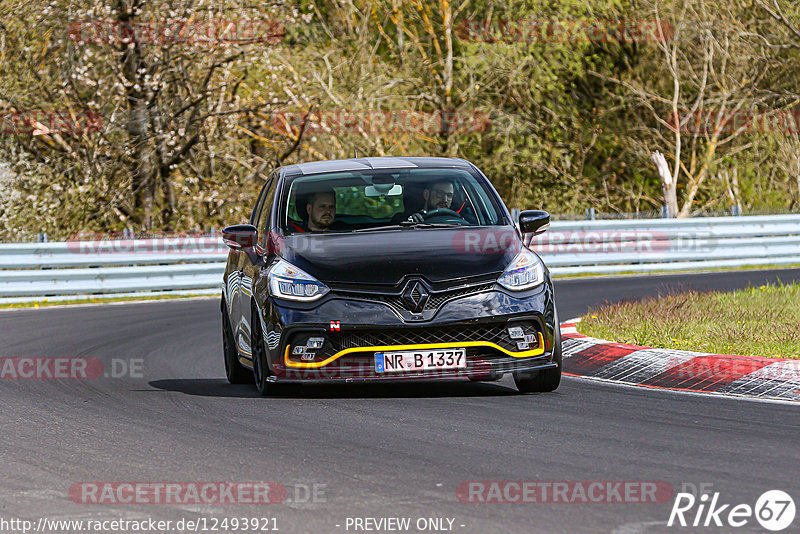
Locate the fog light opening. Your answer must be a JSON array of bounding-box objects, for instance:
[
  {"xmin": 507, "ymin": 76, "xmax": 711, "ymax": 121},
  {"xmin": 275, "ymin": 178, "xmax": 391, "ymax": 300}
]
[
  {"xmin": 307, "ymin": 337, "xmax": 325, "ymax": 349},
  {"xmin": 507, "ymin": 322, "xmax": 542, "ymax": 351},
  {"xmin": 507, "ymin": 326, "xmax": 524, "ymax": 340}
]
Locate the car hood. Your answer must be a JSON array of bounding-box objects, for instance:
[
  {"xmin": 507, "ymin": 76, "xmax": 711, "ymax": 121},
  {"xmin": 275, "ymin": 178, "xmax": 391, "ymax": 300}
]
[{"xmin": 279, "ymin": 227, "xmax": 521, "ymax": 286}]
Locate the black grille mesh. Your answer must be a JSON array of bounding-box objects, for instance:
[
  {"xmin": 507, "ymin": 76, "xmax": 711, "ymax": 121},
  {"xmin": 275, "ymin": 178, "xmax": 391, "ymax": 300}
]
[
  {"xmin": 287, "ymin": 322, "xmax": 541, "ymax": 364},
  {"xmin": 334, "ymin": 283, "xmax": 495, "ymax": 313},
  {"xmin": 338, "ymin": 324, "xmax": 513, "ymax": 350},
  {"xmin": 424, "ymin": 283, "xmax": 494, "ymax": 310}
]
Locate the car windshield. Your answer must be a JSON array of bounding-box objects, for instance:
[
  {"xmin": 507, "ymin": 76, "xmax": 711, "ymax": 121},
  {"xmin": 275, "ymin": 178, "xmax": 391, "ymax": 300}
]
[{"xmin": 281, "ymin": 167, "xmax": 507, "ymax": 234}]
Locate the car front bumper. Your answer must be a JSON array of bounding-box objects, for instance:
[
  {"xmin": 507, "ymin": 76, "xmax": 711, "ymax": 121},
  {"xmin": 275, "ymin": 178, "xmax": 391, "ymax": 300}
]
[{"xmin": 257, "ymin": 282, "xmax": 558, "ymax": 383}]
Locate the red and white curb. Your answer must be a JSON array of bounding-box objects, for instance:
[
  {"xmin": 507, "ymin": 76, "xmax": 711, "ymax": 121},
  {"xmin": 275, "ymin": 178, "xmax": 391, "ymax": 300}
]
[{"xmin": 560, "ymin": 319, "xmax": 800, "ymax": 402}]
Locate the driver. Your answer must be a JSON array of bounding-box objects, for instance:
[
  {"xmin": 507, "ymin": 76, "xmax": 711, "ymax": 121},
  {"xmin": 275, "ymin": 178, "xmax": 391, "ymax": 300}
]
[{"xmin": 395, "ymin": 180, "xmax": 455, "ymax": 223}]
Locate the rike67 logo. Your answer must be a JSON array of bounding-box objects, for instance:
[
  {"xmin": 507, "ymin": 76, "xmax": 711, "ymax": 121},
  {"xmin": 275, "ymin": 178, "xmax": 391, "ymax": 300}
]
[{"xmin": 668, "ymin": 489, "xmax": 795, "ymax": 531}]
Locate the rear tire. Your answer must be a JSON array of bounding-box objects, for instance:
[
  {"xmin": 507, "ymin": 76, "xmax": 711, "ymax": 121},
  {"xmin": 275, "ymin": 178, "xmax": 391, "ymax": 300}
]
[
  {"xmin": 514, "ymin": 311, "xmax": 562, "ymax": 393},
  {"xmin": 222, "ymin": 301, "xmax": 251, "ymax": 384}
]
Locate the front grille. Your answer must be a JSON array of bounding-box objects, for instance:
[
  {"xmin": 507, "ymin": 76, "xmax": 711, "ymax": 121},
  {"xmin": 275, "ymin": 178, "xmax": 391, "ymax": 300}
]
[
  {"xmin": 424, "ymin": 283, "xmax": 494, "ymax": 310},
  {"xmin": 334, "ymin": 282, "xmax": 495, "ymax": 313},
  {"xmin": 337, "ymin": 323, "xmax": 516, "ymax": 351},
  {"xmin": 278, "ymin": 321, "xmax": 549, "ymax": 381},
  {"xmin": 286, "ymin": 321, "xmax": 542, "ymax": 366}
]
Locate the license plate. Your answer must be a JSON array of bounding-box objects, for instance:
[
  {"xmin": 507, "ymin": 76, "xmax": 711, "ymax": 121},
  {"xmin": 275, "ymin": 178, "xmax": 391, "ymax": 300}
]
[{"xmin": 374, "ymin": 348, "xmax": 467, "ymax": 373}]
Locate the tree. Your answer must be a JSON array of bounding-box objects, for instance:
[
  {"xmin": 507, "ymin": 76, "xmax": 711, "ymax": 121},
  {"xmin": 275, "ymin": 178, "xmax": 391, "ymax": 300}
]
[
  {"xmin": 0, "ymin": 0, "xmax": 305, "ymax": 234},
  {"xmin": 591, "ymin": 0, "xmax": 779, "ymax": 217}
]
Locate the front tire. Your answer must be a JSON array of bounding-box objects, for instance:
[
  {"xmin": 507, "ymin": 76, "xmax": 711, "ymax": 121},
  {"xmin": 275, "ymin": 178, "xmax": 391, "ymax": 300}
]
[
  {"xmin": 514, "ymin": 311, "xmax": 562, "ymax": 393},
  {"xmin": 222, "ymin": 301, "xmax": 251, "ymax": 384},
  {"xmin": 250, "ymin": 308, "xmax": 272, "ymax": 396}
]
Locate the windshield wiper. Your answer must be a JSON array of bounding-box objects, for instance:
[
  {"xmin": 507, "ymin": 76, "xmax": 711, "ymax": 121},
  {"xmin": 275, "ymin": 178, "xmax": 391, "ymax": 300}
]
[
  {"xmin": 398, "ymin": 222, "xmax": 464, "ymax": 228},
  {"xmin": 351, "ymin": 224, "xmax": 409, "ymax": 233},
  {"xmin": 351, "ymin": 222, "xmax": 464, "ymax": 233}
]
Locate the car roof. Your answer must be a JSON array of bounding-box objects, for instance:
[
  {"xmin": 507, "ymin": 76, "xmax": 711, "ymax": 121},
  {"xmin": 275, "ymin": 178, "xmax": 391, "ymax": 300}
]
[{"xmin": 281, "ymin": 157, "xmax": 473, "ymax": 177}]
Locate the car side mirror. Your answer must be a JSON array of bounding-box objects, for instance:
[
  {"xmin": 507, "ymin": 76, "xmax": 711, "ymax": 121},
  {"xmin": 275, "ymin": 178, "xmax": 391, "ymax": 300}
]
[
  {"xmin": 519, "ymin": 210, "xmax": 550, "ymax": 235},
  {"xmin": 222, "ymin": 224, "xmax": 258, "ymax": 251}
]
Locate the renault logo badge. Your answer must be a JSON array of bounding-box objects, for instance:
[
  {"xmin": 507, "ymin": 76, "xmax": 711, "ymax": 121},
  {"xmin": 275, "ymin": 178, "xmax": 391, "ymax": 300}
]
[{"xmin": 402, "ymin": 281, "xmax": 430, "ymax": 313}]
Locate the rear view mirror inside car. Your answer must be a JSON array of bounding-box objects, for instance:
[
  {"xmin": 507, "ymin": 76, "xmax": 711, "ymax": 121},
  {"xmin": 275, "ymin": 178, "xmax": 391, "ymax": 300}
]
[{"xmin": 365, "ymin": 184, "xmax": 403, "ymax": 197}]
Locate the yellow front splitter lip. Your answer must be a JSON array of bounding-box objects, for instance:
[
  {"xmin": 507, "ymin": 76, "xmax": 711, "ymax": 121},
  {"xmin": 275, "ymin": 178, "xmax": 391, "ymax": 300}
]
[{"xmin": 284, "ymin": 332, "xmax": 546, "ymax": 369}]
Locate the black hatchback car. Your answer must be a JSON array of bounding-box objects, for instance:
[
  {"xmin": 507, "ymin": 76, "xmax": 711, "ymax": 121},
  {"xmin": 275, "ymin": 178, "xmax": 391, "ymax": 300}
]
[{"xmin": 221, "ymin": 157, "xmax": 561, "ymax": 395}]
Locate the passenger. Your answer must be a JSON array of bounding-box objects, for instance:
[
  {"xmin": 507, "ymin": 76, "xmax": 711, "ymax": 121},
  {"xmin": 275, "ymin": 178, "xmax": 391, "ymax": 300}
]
[{"xmin": 306, "ymin": 189, "xmax": 337, "ymax": 231}]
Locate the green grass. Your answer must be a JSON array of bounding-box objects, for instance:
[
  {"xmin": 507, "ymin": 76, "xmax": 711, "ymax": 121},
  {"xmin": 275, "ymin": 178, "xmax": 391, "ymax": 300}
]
[
  {"xmin": 0, "ymin": 293, "xmax": 218, "ymax": 310},
  {"xmin": 579, "ymin": 281, "xmax": 800, "ymax": 359}
]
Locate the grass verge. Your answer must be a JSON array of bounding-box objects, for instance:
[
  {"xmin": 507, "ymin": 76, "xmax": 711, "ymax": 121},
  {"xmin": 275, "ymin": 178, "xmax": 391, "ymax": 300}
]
[{"xmin": 579, "ymin": 281, "xmax": 800, "ymax": 359}]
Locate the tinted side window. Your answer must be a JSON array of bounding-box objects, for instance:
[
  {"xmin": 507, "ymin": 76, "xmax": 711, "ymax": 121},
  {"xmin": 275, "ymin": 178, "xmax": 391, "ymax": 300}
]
[
  {"xmin": 250, "ymin": 179, "xmax": 269, "ymax": 226},
  {"xmin": 255, "ymin": 173, "xmax": 277, "ymax": 246}
]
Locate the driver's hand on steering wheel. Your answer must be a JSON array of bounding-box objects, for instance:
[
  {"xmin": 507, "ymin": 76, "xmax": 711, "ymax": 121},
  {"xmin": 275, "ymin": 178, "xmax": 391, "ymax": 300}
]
[{"xmin": 408, "ymin": 210, "xmax": 426, "ymax": 223}]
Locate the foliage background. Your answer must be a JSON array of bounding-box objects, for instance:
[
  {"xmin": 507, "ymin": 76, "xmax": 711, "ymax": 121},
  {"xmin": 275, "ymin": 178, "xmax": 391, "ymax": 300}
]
[{"xmin": 1, "ymin": 0, "xmax": 800, "ymax": 239}]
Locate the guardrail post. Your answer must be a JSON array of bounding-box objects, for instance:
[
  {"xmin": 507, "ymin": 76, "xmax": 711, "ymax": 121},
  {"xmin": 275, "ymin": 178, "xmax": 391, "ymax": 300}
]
[
  {"xmin": 731, "ymin": 205, "xmax": 741, "ymax": 216},
  {"xmin": 661, "ymin": 205, "xmax": 668, "ymax": 218},
  {"xmin": 586, "ymin": 207, "xmax": 596, "ymax": 220},
  {"xmin": 37, "ymin": 233, "xmax": 47, "ymax": 243}
]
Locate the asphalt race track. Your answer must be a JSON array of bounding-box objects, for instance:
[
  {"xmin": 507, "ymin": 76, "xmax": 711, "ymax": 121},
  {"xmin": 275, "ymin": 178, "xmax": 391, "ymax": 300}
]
[{"xmin": 2, "ymin": 269, "xmax": 800, "ymax": 533}]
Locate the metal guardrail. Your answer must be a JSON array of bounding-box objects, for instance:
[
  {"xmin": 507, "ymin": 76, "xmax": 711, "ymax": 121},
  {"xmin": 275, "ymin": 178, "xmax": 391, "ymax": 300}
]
[
  {"xmin": 0, "ymin": 214, "xmax": 798, "ymax": 303},
  {"xmin": 530, "ymin": 214, "xmax": 800, "ymax": 275},
  {"xmin": 0, "ymin": 238, "xmax": 228, "ymax": 303}
]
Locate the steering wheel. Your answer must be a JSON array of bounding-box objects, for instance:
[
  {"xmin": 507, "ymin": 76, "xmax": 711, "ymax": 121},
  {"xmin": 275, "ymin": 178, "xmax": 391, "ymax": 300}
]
[{"xmin": 422, "ymin": 208, "xmax": 463, "ymax": 220}]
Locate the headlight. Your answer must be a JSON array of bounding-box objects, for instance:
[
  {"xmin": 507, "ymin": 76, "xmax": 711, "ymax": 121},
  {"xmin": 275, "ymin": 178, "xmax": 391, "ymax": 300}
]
[
  {"xmin": 497, "ymin": 249, "xmax": 545, "ymax": 291},
  {"xmin": 268, "ymin": 259, "xmax": 330, "ymax": 301}
]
